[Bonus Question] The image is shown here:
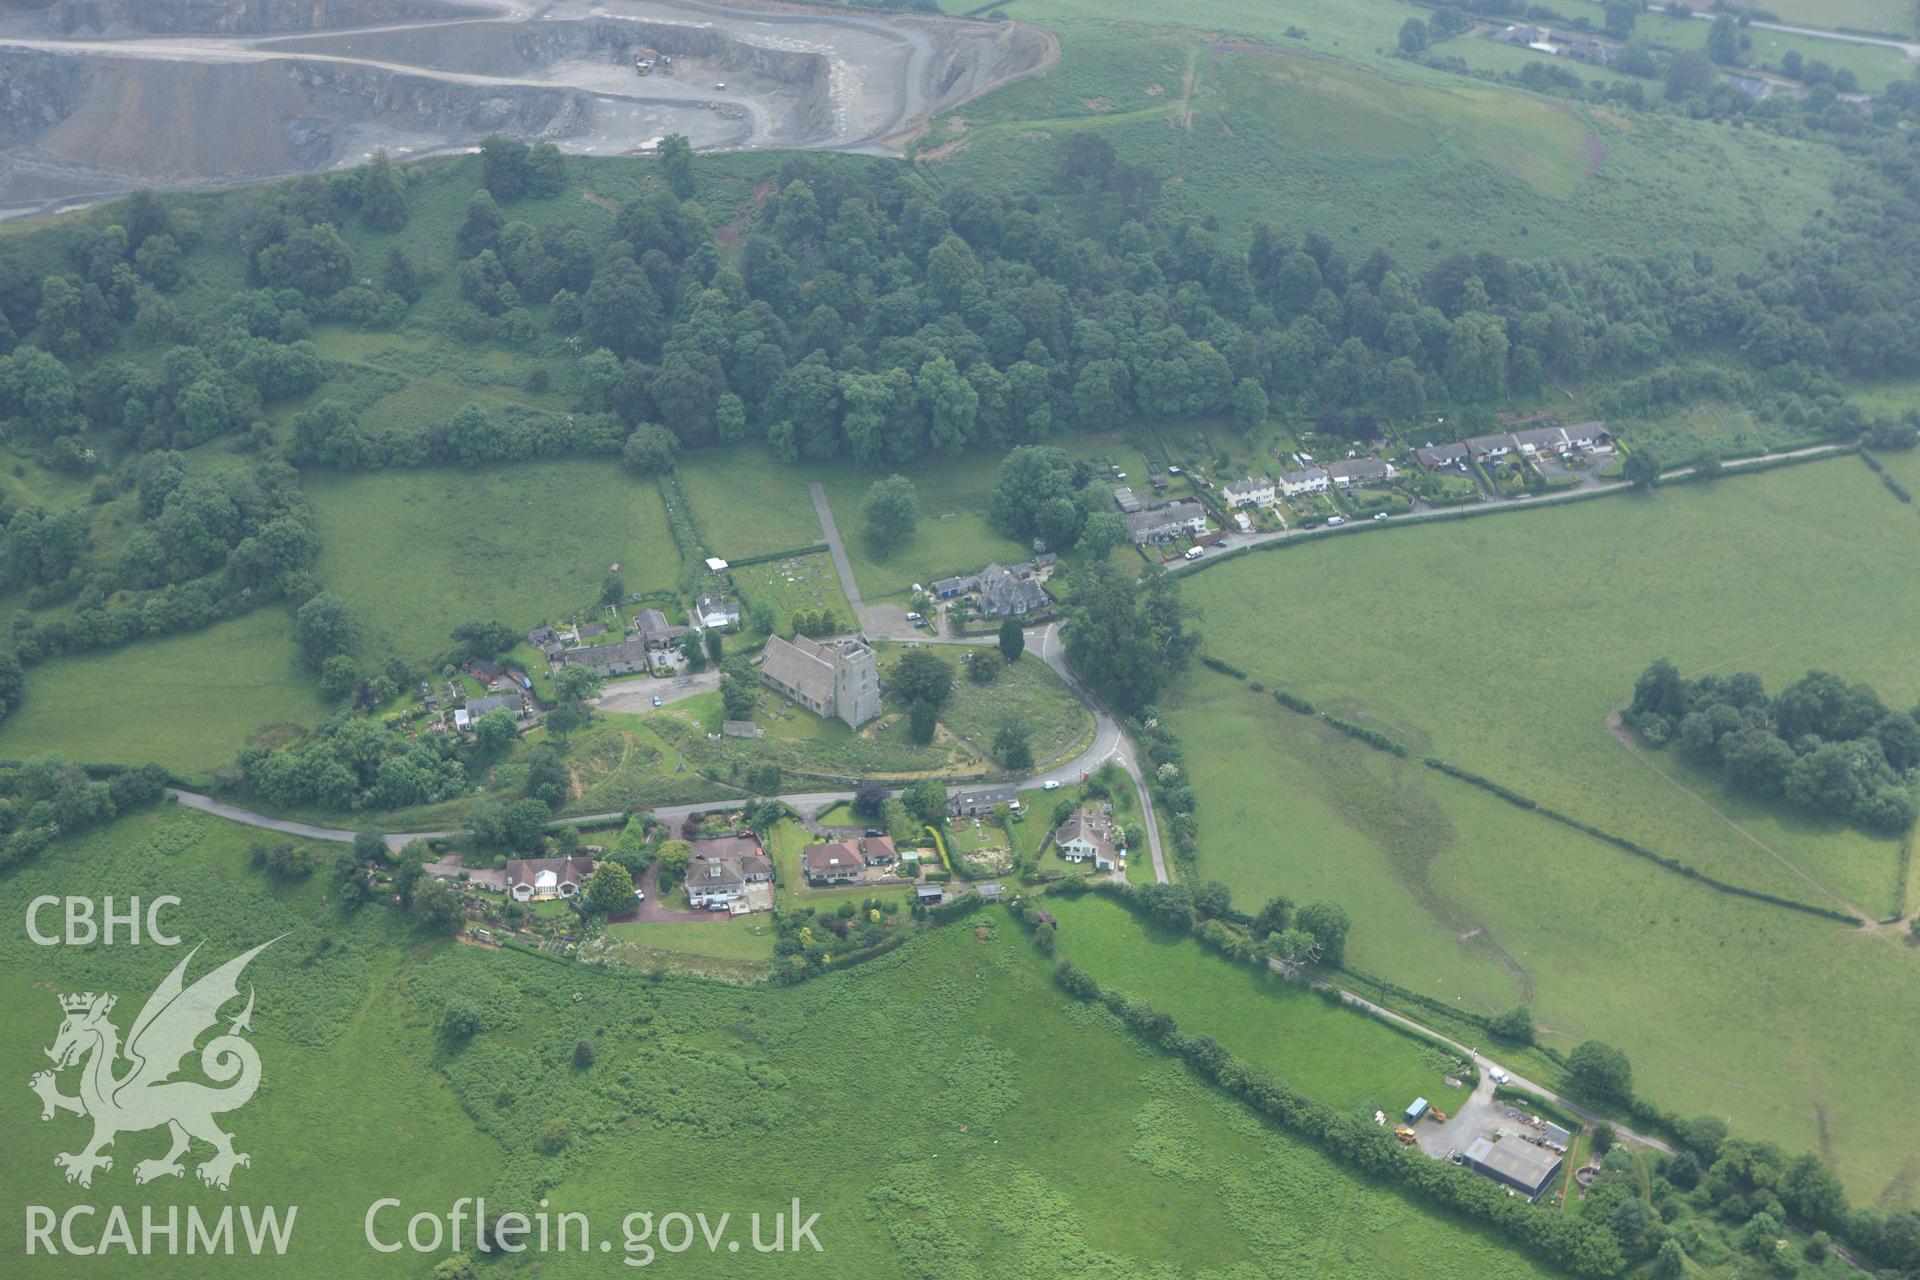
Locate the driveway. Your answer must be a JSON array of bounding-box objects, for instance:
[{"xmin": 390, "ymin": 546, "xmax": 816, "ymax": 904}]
[
  {"xmin": 613, "ymin": 863, "xmax": 729, "ymax": 923},
  {"xmin": 596, "ymin": 668, "xmax": 720, "ymax": 714}
]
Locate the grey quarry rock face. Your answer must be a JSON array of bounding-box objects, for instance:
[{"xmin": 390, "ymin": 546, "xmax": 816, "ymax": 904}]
[{"xmin": 0, "ymin": 0, "xmax": 1056, "ymax": 217}]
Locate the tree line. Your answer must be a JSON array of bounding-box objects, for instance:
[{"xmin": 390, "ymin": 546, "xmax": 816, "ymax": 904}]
[{"xmin": 1628, "ymin": 660, "xmax": 1919, "ymax": 834}]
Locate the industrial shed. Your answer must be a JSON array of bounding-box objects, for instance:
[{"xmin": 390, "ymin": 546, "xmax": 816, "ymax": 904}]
[{"xmin": 1462, "ymin": 1135, "xmax": 1563, "ymax": 1201}]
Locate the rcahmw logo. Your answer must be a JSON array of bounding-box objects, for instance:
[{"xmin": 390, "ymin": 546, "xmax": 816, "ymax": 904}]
[{"xmin": 23, "ymin": 938, "xmax": 299, "ymax": 1258}]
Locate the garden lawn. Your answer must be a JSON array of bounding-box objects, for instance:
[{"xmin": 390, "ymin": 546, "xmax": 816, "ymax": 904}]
[
  {"xmin": 1042, "ymin": 894, "xmax": 1471, "ymax": 1116},
  {"xmin": 305, "ymin": 459, "xmax": 677, "ymax": 660},
  {"xmin": 599, "ymin": 918, "xmax": 777, "ymax": 976},
  {"xmin": 765, "ymin": 819, "xmax": 915, "ymax": 911},
  {"xmin": 0, "ymin": 608, "xmax": 326, "ymax": 775}
]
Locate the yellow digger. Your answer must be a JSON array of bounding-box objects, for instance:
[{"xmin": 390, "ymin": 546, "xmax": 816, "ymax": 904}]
[{"xmin": 1394, "ymin": 1126, "xmax": 1419, "ymax": 1145}]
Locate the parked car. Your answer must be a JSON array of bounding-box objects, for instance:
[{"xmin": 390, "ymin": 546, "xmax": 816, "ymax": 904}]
[
  {"xmin": 1373, "ymin": 512, "xmax": 1387, "ymax": 521},
  {"xmin": 1211, "ymin": 537, "xmax": 1228, "ymax": 547},
  {"xmin": 1488, "ymin": 1068, "xmax": 1510, "ymax": 1084},
  {"xmin": 904, "ymin": 611, "xmax": 922, "ymax": 622},
  {"xmin": 651, "ymin": 695, "xmax": 663, "ymax": 707},
  {"xmin": 1301, "ymin": 518, "xmax": 1321, "ymax": 529}
]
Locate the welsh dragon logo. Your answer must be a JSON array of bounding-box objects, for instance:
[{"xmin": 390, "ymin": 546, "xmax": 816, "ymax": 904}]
[{"xmin": 29, "ymin": 939, "xmax": 278, "ymax": 1191}]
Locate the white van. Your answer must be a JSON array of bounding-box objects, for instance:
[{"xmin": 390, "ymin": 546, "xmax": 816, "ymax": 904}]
[{"xmin": 1183, "ymin": 546, "xmax": 1204, "ymax": 560}]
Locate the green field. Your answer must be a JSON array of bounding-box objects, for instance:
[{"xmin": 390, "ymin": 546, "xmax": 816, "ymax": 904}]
[
  {"xmin": 0, "ymin": 608, "xmax": 326, "ymax": 773},
  {"xmin": 0, "ymin": 808, "xmax": 501, "ymax": 1274},
  {"xmin": 677, "ymin": 444, "xmax": 1048, "ymax": 601},
  {"xmin": 306, "ymin": 460, "xmax": 677, "ymax": 659},
  {"xmin": 1173, "ymin": 459, "xmax": 1920, "ymax": 1198},
  {"xmin": 0, "ymin": 807, "xmax": 1571, "ymax": 1275},
  {"xmin": 1559, "ymin": 0, "xmax": 1915, "ymax": 90},
  {"xmin": 1044, "ymin": 893, "xmax": 1471, "ymax": 1113},
  {"xmin": 1741, "ymin": 0, "xmax": 1914, "ymax": 35}
]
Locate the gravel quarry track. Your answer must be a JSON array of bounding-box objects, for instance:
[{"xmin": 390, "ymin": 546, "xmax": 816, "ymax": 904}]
[{"xmin": 0, "ymin": 0, "xmax": 1056, "ymax": 217}]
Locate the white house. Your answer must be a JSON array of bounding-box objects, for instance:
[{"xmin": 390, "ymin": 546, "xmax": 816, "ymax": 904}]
[
  {"xmin": 695, "ymin": 594, "xmax": 741, "ymax": 629},
  {"xmin": 1222, "ymin": 476, "xmax": 1276, "ymax": 509},
  {"xmin": 506, "ymin": 856, "xmax": 595, "ymax": 903},
  {"xmin": 1278, "ymin": 466, "xmax": 1331, "ymax": 497},
  {"xmin": 1125, "ymin": 502, "xmax": 1209, "ymax": 545},
  {"xmin": 1053, "ymin": 810, "xmax": 1116, "ymax": 867}
]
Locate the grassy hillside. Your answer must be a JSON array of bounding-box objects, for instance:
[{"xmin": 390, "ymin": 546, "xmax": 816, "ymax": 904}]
[
  {"xmin": 925, "ymin": 2, "xmax": 1846, "ymax": 267},
  {"xmin": 306, "ymin": 459, "xmax": 678, "ymax": 660},
  {"xmin": 0, "ymin": 808, "xmax": 1564, "ymax": 1279}
]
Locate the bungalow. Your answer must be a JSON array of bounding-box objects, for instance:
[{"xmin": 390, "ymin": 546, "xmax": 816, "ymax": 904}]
[
  {"xmin": 803, "ymin": 841, "xmax": 866, "ymax": 885},
  {"xmin": 932, "ymin": 574, "xmax": 979, "ymax": 600},
  {"xmin": 1278, "ymin": 466, "xmax": 1331, "ymax": 497},
  {"xmin": 1222, "ymin": 476, "xmax": 1277, "ymax": 509},
  {"xmin": 977, "ymin": 562, "xmax": 1050, "ymax": 619},
  {"xmin": 1326, "ymin": 457, "xmax": 1397, "ymax": 489},
  {"xmin": 563, "ymin": 638, "xmax": 651, "ymax": 676},
  {"xmin": 1510, "ymin": 426, "xmax": 1571, "ymax": 456},
  {"xmin": 949, "ymin": 784, "xmax": 1017, "ymax": 817},
  {"xmin": 1053, "ymin": 810, "xmax": 1116, "ymax": 867},
  {"xmin": 634, "ymin": 608, "xmax": 687, "ymax": 650},
  {"xmin": 695, "ymin": 594, "xmax": 740, "ymax": 630},
  {"xmin": 1565, "ymin": 421, "xmax": 1613, "ymax": 451},
  {"xmin": 1126, "ymin": 501, "xmax": 1209, "ymax": 545},
  {"xmin": 1413, "ymin": 442, "xmax": 1471, "ymax": 471},
  {"xmin": 1464, "ymin": 433, "xmax": 1516, "ymax": 460},
  {"xmin": 860, "ymin": 835, "xmax": 898, "ymax": 866},
  {"xmin": 464, "ymin": 657, "xmax": 504, "ymax": 684},
  {"xmin": 465, "ymin": 693, "xmax": 529, "ymax": 721},
  {"xmin": 506, "ymin": 855, "xmax": 595, "ymax": 902}
]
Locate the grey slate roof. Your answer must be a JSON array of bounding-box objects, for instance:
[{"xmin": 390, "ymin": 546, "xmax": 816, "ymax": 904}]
[
  {"xmin": 760, "ymin": 634, "xmax": 836, "ymax": 707},
  {"xmin": 466, "ymin": 694, "xmax": 525, "ymax": 718},
  {"xmin": 564, "ymin": 638, "xmax": 651, "ymax": 670}
]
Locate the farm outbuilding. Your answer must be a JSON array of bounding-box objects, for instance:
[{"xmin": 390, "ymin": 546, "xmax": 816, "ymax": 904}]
[{"xmin": 1462, "ymin": 1135, "xmax": 1563, "ymax": 1201}]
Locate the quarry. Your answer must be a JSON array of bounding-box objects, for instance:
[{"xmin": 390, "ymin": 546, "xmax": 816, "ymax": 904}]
[{"xmin": 0, "ymin": 0, "xmax": 1055, "ymax": 216}]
